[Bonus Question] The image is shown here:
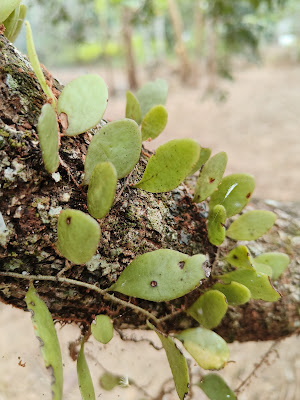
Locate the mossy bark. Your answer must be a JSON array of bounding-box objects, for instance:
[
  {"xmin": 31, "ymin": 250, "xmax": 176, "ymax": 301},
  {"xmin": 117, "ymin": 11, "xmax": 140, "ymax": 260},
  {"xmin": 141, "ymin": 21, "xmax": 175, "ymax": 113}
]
[{"xmin": 0, "ymin": 34, "xmax": 299, "ymax": 342}]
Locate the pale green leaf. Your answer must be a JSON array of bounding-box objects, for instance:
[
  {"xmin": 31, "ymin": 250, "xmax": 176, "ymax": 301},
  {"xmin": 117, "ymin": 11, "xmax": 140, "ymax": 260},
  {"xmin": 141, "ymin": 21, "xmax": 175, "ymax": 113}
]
[
  {"xmin": 99, "ymin": 373, "xmax": 121, "ymax": 391},
  {"xmin": 212, "ymin": 282, "xmax": 251, "ymax": 305},
  {"xmin": 253, "ymin": 262, "xmax": 273, "ymax": 277},
  {"xmin": 254, "ymin": 252, "xmax": 289, "ymax": 280},
  {"xmin": 134, "ymin": 139, "xmax": 200, "ymax": 193},
  {"xmin": 176, "ymin": 327, "xmax": 229, "ymax": 370},
  {"xmin": 25, "ymin": 285, "xmax": 63, "ymax": 400},
  {"xmin": 207, "ymin": 205, "xmax": 226, "ymax": 246},
  {"xmin": 198, "ymin": 374, "xmax": 236, "ymax": 400},
  {"xmin": 77, "ymin": 341, "xmax": 95, "ymax": 400},
  {"xmin": 57, "ymin": 209, "xmax": 101, "ymax": 264},
  {"xmin": 37, "ymin": 103, "xmax": 60, "ymax": 173},
  {"xmin": 187, "ymin": 290, "xmax": 228, "ymax": 329},
  {"xmin": 109, "ymin": 249, "xmax": 207, "ymax": 302},
  {"xmin": 57, "ymin": 75, "xmax": 108, "ymax": 136},
  {"xmin": 193, "ymin": 152, "xmax": 227, "ymax": 202},
  {"xmin": 7, "ymin": 4, "xmax": 26, "ymax": 43},
  {"xmin": 84, "ymin": 119, "xmax": 141, "ymax": 183},
  {"xmin": 0, "ymin": 0, "xmax": 21, "ymax": 22},
  {"xmin": 87, "ymin": 162, "xmax": 117, "ymax": 219},
  {"xmin": 189, "ymin": 147, "xmax": 212, "ymax": 175},
  {"xmin": 226, "ymin": 210, "xmax": 276, "ymax": 241},
  {"xmin": 91, "ymin": 315, "xmax": 113, "ymax": 344},
  {"xmin": 136, "ymin": 79, "xmax": 168, "ymax": 118},
  {"xmin": 209, "ymin": 173, "xmax": 255, "ymax": 217},
  {"xmin": 226, "ymin": 245, "xmax": 254, "ymax": 269},
  {"xmin": 3, "ymin": 5, "xmax": 20, "ymax": 42},
  {"xmin": 125, "ymin": 91, "xmax": 141, "ymax": 124},
  {"xmin": 141, "ymin": 105, "xmax": 168, "ymax": 141}
]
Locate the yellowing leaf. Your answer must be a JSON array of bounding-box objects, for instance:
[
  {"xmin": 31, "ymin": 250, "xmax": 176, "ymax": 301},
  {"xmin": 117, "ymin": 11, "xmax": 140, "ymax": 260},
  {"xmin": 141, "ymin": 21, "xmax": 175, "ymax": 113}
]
[
  {"xmin": 136, "ymin": 79, "xmax": 168, "ymax": 118},
  {"xmin": 189, "ymin": 147, "xmax": 212, "ymax": 176},
  {"xmin": 141, "ymin": 105, "xmax": 168, "ymax": 141},
  {"xmin": 125, "ymin": 91, "xmax": 141, "ymax": 124},
  {"xmin": 254, "ymin": 252, "xmax": 289, "ymax": 280},
  {"xmin": 77, "ymin": 341, "xmax": 95, "ymax": 400},
  {"xmin": 0, "ymin": 0, "xmax": 21, "ymax": 22},
  {"xmin": 207, "ymin": 205, "xmax": 226, "ymax": 246},
  {"xmin": 91, "ymin": 315, "xmax": 113, "ymax": 344},
  {"xmin": 226, "ymin": 245, "xmax": 254, "ymax": 269},
  {"xmin": 212, "ymin": 282, "xmax": 251, "ymax": 305},
  {"xmin": 198, "ymin": 374, "xmax": 236, "ymax": 400}
]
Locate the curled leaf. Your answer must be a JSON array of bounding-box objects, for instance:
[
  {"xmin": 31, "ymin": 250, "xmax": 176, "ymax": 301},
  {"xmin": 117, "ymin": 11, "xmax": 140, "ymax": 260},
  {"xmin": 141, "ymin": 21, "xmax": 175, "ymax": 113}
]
[
  {"xmin": 189, "ymin": 147, "xmax": 212, "ymax": 176},
  {"xmin": 0, "ymin": 0, "xmax": 21, "ymax": 23},
  {"xmin": 77, "ymin": 340, "xmax": 95, "ymax": 400},
  {"xmin": 198, "ymin": 374, "xmax": 236, "ymax": 400},
  {"xmin": 207, "ymin": 205, "xmax": 226, "ymax": 246},
  {"xmin": 141, "ymin": 105, "xmax": 168, "ymax": 141},
  {"xmin": 226, "ymin": 245, "xmax": 254, "ymax": 269},
  {"xmin": 254, "ymin": 252, "xmax": 289, "ymax": 280},
  {"xmin": 125, "ymin": 91, "xmax": 141, "ymax": 124},
  {"xmin": 91, "ymin": 315, "xmax": 113, "ymax": 344},
  {"xmin": 212, "ymin": 282, "xmax": 251, "ymax": 305},
  {"xmin": 3, "ymin": 5, "xmax": 20, "ymax": 42},
  {"xmin": 8, "ymin": 4, "xmax": 26, "ymax": 42},
  {"xmin": 136, "ymin": 78, "xmax": 168, "ymax": 118}
]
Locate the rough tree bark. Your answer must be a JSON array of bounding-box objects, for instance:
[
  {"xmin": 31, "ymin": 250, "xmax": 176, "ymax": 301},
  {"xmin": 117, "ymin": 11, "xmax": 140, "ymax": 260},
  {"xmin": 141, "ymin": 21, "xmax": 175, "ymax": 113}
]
[{"xmin": 0, "ymin": 34, "xmax": 299, "ymax": 342}]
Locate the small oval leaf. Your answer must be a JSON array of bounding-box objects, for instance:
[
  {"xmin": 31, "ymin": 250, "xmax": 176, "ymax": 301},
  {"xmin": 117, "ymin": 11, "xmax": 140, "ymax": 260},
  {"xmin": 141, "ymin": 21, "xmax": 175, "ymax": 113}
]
[
  {"xmin": 109, "ymin": 249, "xmax": 207, "ymax": 302},
  {"xmin": 57, "ymin": 209, "xmax": 101, "ymax": 264},
  {"xmin": 189, "ymin": 147, "xmax": 212, "ymax": 176},
  {"xmin": 87, "ymin": 162, "xmax": 117, "ymax": 219},
  {"xmin": 136, "ymin": 78, "xmax": 168, "ymax": 118},
  {"xmin": 125, "ymin": 91, "xmax": 141, "ymax": 124},
  {"xmin": 0, "ymin": 0, "xmax": 21, "ymax": 23},
  {"xmin": 141, "ymin": 105, "xmax": 168, "ymax": 141},
  {"xmin": 134, "ymin": 139, "xmax": 200, "ymax": 193},
  {"xmin": 209, "ymin": 173, "xmax": 255, "ymax": 218},
  {"xmin": 176, "ymin": 327, "xmax": 229, "ymax": 370},
  {"xmin": 254, "ymin": 252, "xmax": 289, "ymax": 280},
  {"xmin": 226, "ymin": 245, "xmax": 254, "ymax": 269},
  {"xmin": 198, "ymin": 374, "xmax": 236, "ymax": 400},
  {"xmin": 226, "ymin": 210, "xmax": 276, "ymax": 241},
  {"xmin": 207, "ymin": 205, "xmax": 226, "ymax": 246},
  {"xmin": 84, "ymin": 119, "xmax": 141, "ymax": 183},
  {"xmin": 91, "ymin": 315, "xmax": 113, "ymax": 344},
  {"xmin": 25, "ymin": 285, "xmax": 63, "ymax": 400},
  {"xmin": 77, "ymin": 341, "xmax": 95, "ymax": 400},
  {"xmin": 212, "ymin": 282, "xmax": 251, "ymax": 305},
  {"xmin": 99, "ymin": 373, "xmax": 121, "ymax": 391}
]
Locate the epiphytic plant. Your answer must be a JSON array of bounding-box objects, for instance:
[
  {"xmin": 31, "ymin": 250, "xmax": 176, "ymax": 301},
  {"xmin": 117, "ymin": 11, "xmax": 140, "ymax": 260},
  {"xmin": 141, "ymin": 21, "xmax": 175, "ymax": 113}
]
[{"xmin": 0, "ymin": 1, "xmax": 26, "ymax": 43}]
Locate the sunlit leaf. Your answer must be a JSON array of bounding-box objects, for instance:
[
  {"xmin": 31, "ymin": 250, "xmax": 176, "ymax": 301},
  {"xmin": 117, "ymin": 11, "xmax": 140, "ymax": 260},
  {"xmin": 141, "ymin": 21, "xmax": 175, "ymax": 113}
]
[
  {"xmin": 207, "ymin": 205, "xmax": 226, "ymax": 246},
  {"xmin": 125, "ymin": 91, "xmax": 141, "ymax": 124},
  {"xmin": 57, "ymin": 209, "xmax": 101, "ymax": 264},
  {"xmin": 25, "ymin": 285, "xmax": 63, "ymax": 400},
  {"xmin": 0, "ymin": 0, "xmax": 21, "ymax": 22},
  {"xmin": 57, "ymin": 75, "xmax": 108, "ymax": 136},
  {"xmin": 176, "ymin": 327, "xmax": 229, "ymax": 370},
  {"xmin": 253, "ymin": 262, "xmax": 273, "ymax": 277},
  {"xmin": 189, "ymin": 147, "xmax": 212, "ymax": 175},
  {"xmin": 254, "ymin": 252, "xmax": 289, "ymax": 280},
  {"xmin": 198, "ymin": 374, "xmax": 236, "ymax": 400},
  {"xmin": 3, "ymin": 5, "xmax": 20, "ymax": 42},
  {"xmin": 187, "ymin": 290, "xmax": 228, "ymax": 329},
  {"xmin": 226, "ymin": 210, "xmax": 276, "ymax": 241},
  {"xmin": 87, "ymin": 162, "xmax": 117, "ymax": 219},
  {"xmin": 91, "ymin": 315, "xmax": 113, "ymax": 344},
  {"xmin": 77, "ymin": 340, "xmax": 95, "ymax": 400},
  {"xmin": 209, "ymin": 173, "xmax": 255, "ymax": 217},
  {"xmin": 7, "ymin": 4, "xmax": 26, "ymax": 42},
  {"xmin": 134, "ymin": 139, "xmax": 200, "ymax": 193},
  {"xmin": 226, "ymin": 245, "xmax": 254, "ymax": 269},
  {"xmin": 109, "ymin": 249, "xmax": 206, "ymax": 302},
  {"xmin": 193, "ymin": 152, "xmax": 227, "ymax": 203},
  {"xmin": 136, "ymin": 78, "xmax": 168, "ymax": 118},
  {"xmin": 84, "ymin": 119, "xmax": 141, "ymax": 183},
  {"xmin": 141, "ymin": 105, "xmax": 168, "ymax": 141},
  {"xmin": 147, "ymin": 322, "xmax": 189, "ymax": 400},
  {"xmin": 37, "ymin": 103, "xmax": 60, "ymax": 173},
  {"xmin": 212, "ymin": 282, "xmax": 251, "ymax": 305},
  {"xmin": 99, "ymin": 372, "xmax": 121, "ymax": 391}
]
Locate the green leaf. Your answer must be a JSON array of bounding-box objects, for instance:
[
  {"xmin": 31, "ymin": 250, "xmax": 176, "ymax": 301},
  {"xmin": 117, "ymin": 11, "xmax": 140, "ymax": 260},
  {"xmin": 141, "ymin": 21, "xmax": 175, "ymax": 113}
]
[
  {"xmin": 147, "ymin": 322, "xmax": 189, "ymax": 400},
  {"xmin": 221, "ymin": 269, "xmax": 281, "ymax": 301},
  {"xmin": 189, "ymin": 147, "xmax": 212, "ymax": 175},
  {"xmin": 57, "ymin": 209, "xmax": 101, "ymax": 264},
  {"xmin": 207, "ymin": 205, "xmax": 226, "ymax": 246},
  {"xmin": 198, "ymin": 374, "xmax": 236, "ymax": 400},
  {"xmin": 109, "ymin": 249, "xmax": 207, "ymax": 302},
  {"xmin": 176, "ymin": 327, "xmax": 229, "ymax": 370},
  {"xmin": 84, "ymin": 119, "xmax": 141, "ymax": 183},
  {"xmin": 226, "ymin": 210, "xmax": 276, "ymax": 241},
  {"xmin": 7, "ymin": 4, "xmax": 26, "ymax": 43},
  {"xmin": 3, "ymin": 5, "xmax": 20, "ymax": 42},
  {"xmin": 193, "ymin": 152, "xmax": 227, "ymax": 203},
  {"xmin": 253, "ymin": 262, "xmax": 273, "ymax": 277},
  {"xmin": 37, "ymin": 103, "xmax": 60, "ymax": 174},
  {"xmin": 209, "ymin": 173, "xmax": 255, "ymax": 218},
  {"xmin": 254, "ymin": 252, "xmax": 289, "ymax": 280},
  {"xmin": 141, "ymin": 105, "xmax": 168, "ymax": 141},
  {"xmin": 57, "ymin": 75, "xmax": 108, "ymax": 136},
  {"xmin": 226, "ymin": 245, "xmax": 254, "ymax": 269},
  {"xmin": 25, "ymin": 21, "xmax": 56, "ymax": 106},
  {"xmin": 136, "ymin": 78, "xmax": 168, "ymax": 118},
  {"xmin": 212, "ymin": 282, "xmax": 251, "ymax": 305},
  {"xmin": 25, "ymin": 285, "xmax": 63, "ymax": 400},
  {"xmin": 0, "ymin": 0, "xmax": 21, "ymax": 22},
  {"xmin": 87, "ymin": 162, "xmax": 117, "ymax": 219},
  {"xmin": 125, "ymin": 91, "xmax": 141, "ymax": 124},
  {"xmin": 77, "ymin": 340, "xmax": 95, "ymax": 400},
  {"xmin": 99, "ymin": 373, "xmax": 121, "ymax": 391},
  {"xmin": 187, "ymin": 290, "xmax": 228, "ymax": 329},
  {"xmin": 91, "ymin": 315, "xmax": 113, "ymax": 344},
  {"xmin": 134, "ymin": 139, "xmax": 200, "ymax": 193}
]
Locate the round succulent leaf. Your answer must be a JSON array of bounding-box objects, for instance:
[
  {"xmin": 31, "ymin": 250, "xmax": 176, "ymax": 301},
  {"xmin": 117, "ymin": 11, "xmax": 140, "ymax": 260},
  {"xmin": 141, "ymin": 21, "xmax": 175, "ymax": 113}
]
[
  {"xmin": 193, "ymin": 152, "xmax": 228, "ymax": 203},
  {"xmin": 109, "ymin": 249, "xmax": 207, "ymax": 302},
  {"xmin": 77, "ymin": 340, "xmax": 95, "ymax": 400},
  {"xmin": 87, "ymin": 162, "xmax": 117, "ymax": 219},
  {"xmin": 207, "ymin": 205, "xmax": 226, "ymax": 246},
  {"xmin": 3, "ymin": 5, "xmax": 20, "ymax": 42},
  {"xmin": 136, "ymin": 78, "xmax": 168, "ymax": 118},
  {"xmin": 57, "ymin": 74, "xmax": 108, "ymax": 136},
  {"xmin": 7, "ymin": 4, "xmax": 26, "ymax": 43},
  {"xmin": 189, "ymin": 147, "xmax": 212, "ymax": 176},
  {"xmin": 57, "ymin": 209, "xmax": 101, "ymax": 264},
  {"xmin": 125, "ymin": 91, "xmax": 142, "ymax": 124},
  {"xmin": 226, "ymin": 245, "xmax": 254, "ymax": 269},
  {"xmin": 212, "ymin": 282, "xmax": 251, "ymax": 306},
  {"xmin": 99, "ymin": 373, "xmax": 121, "ymax": 391},
  {"xmin": 0, "ymin": 0, "xmax": 21, "ymax": 22},
  {"xmin": 25, "ymin": 285, "xmax": 63, "ymax": 400},
  {"xmin": 147, "ymin": 322, "xmax": 189, "ymax": 400},
  {"xmin": 187, "ymin": 290, "xmax": 228, "ymax": 329},
  {"xmin": 84, "ymin": 119, "xmax": 141, "ymax": 183},
  {"xmin": 253, "ymin": 262, "xmax": 273, "ymax": 277},
  {"xmin": 226, "ymin": 210, "xmax": 276, "ymax": 241},
  {"xmin": 134, "ymin": 138, "xmax": 200, "ymax": 193},
  {"xmin": 254, "ymin": 252, "xmax": 289, "ymax": 280},
  {"xmin": 91, "ymin": 315, "xmax": 113, "ymax": 344},
  {"xmin": 37, "ymin": 103, "xmax": 60, "ymax": 173},
  {"xmin": 176, "ymin": 327, "xmax": 229, "ymax": 370},
  {"xmin": 209, "ymin": 173, "xmax": 255, "ymax": 218},
  {"xmin": 141, "ymin": 105, "xmax": 168, "ymax": 141},
  {"xmin": 198, "ymin": 374, "xmax": 236, "ymax": 400},
  {"xmin": 221, "ymin": 269, "xmax": 280, "ymax": 302}
]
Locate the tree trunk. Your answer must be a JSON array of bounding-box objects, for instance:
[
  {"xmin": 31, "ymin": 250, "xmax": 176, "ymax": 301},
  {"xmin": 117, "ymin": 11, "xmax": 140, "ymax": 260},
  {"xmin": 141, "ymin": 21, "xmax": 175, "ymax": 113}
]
[
  {"xmin": 122, "ymin": 7, "xmax": 138, "ymax": 90},
  {"xmin": 0, "ymin": 33, "xmax": 299, "ymax": 342}
]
